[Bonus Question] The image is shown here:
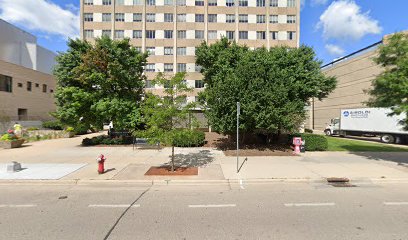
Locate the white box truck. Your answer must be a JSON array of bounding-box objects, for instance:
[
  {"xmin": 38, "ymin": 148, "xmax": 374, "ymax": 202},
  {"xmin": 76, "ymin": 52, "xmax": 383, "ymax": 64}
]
[{"xmin": 324, "ymin": 108, "xmax": 408, "ymax": 144}]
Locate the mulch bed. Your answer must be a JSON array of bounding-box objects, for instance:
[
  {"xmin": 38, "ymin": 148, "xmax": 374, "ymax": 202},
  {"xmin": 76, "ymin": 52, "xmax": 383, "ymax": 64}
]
[{"xmin": 145, "ymin": 166, "xmax": 198, "ymax": 176}]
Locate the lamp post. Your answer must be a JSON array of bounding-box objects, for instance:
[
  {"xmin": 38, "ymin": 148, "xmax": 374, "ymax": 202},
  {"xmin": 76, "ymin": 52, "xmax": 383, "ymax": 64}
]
[{"xmin": 236, "ymin": 102, "xmax": 240, "ymax": 173}]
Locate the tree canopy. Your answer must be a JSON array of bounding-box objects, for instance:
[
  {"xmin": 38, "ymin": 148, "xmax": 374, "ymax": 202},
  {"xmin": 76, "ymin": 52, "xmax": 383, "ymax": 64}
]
[
  {"xmin": 195, "ymin": 38, "xmax": 336, "ymax": 141},
  {"xmin": 53, "ymin": 36, "xmax": 148, "ymax": 130},
  {"xmin": 368, "ymin": 33, "xmax": 408, "ymax": 129}
]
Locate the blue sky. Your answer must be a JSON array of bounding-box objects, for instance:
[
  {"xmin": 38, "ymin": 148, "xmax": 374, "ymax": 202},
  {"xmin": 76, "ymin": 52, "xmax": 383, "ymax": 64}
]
[{"xmin": 0, "ymin": 0, "xmax": 407, "ymax": 64}]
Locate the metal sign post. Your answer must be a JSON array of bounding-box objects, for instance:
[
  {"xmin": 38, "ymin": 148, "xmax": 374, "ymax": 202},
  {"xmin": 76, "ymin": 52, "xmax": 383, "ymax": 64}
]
[{"xmin": 236, "ymin": 102, "xmax": 240, "ymax": 173}]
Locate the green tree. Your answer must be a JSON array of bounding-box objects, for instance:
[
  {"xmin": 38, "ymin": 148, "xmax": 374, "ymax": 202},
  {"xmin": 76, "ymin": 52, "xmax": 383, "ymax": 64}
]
[
  {"xmin": 367, "ymin": 33, "xmax": 408, "ymax": 129},
  {"xmin": 136, "ymin": 72, "xmax": 197, "ymax": 171},
  {"xmin": 196, "ymin": 38, "xmax": 336, "ymax": 142},
  {"xmin": 53, "ymin": 36, "xmax": 148, "ymax": 130}
]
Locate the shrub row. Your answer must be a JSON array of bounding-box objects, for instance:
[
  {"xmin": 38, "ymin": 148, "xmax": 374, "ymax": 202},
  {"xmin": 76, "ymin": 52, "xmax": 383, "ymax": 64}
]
[
  {"xmin": 42, "ymin": 121, "xmax": 64, "ymax": 130},
  {"xmin": 82, "ymin": 135, "xmax": 133, "ymax": 146},
  {"xmin": 289, "ymin": 133, "xmax": 328, "ymax": 151},
  {"xmin": 171, "ymin": 129, "xmax": 205, "ymax": 147}
]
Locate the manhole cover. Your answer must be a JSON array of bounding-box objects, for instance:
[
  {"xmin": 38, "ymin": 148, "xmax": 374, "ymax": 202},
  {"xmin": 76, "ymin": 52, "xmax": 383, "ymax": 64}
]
[{"xmin": 58, "ymin": 196, "xmax": 68, "ymax": 199}]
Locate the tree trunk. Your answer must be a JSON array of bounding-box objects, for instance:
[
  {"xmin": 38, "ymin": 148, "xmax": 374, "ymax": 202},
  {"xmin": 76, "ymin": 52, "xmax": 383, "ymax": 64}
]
[{"xmin": 171, "ymin": 146, "xmax": 175, "ymax": 172}]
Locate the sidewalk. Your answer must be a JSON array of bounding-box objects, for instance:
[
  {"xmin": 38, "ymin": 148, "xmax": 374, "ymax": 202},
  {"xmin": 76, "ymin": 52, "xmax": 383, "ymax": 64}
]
[{"xmin": 1, "ymin": 133, "xmax": 407, "ymax": 183}]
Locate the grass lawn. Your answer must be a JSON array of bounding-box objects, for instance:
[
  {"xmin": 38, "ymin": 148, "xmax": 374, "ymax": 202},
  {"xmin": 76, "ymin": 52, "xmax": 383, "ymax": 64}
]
[{"xmin": 326, "ymin": 136, "xmax": 408, "ymax": 152}]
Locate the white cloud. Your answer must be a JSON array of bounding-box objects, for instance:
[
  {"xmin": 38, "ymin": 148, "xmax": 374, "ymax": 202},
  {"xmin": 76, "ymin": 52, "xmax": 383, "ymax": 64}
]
[
  {"xmin": 317, "ymin": 0, "xmax": 382, "ymax": 41},
  {"xmin": 325, "ymin": 44, "xmax": 345, "ymax": 56},
  {"xmin": 312, "ymin": 0, "xmax": 328, "ymax": 5},
  {"xmin": 0, "ymin": 0, "xmax": 79, "ymax": 39}
]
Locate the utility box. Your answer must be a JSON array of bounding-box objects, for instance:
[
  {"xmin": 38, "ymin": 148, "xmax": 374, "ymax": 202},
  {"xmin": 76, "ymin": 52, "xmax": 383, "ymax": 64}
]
[{"xmin": 6, "ymin": 162, "xmax": 21, "ymax": 173}]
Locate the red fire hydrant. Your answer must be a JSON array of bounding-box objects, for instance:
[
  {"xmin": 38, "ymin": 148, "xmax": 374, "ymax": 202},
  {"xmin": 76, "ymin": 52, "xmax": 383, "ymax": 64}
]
[{"xmin": 97, "ymin": 154, "xmax": 106, "ymax": 174}]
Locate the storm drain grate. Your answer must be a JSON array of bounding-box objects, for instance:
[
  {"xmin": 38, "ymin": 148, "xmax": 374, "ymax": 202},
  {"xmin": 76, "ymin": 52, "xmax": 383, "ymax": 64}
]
[
  {"xmin": 326, "ymin": 177, "xmax": 357, "ymax": 187},
  {"xmin": 330, "ymin": 183, "xmax": 357, "ymax": 187}
]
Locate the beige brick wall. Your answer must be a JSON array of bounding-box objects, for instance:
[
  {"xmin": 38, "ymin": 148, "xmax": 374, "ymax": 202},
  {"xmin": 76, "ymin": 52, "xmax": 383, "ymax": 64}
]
[
  {"xmin": 306, "ymin": 47, "xmax": 383, "ymax": 130},
  {"xmin": 0, "ymin": 60, "xmax": 56, "ymax": 121}
]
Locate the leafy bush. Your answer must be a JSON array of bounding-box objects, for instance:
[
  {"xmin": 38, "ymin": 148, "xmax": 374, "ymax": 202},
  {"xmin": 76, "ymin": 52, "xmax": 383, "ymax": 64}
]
[
  {"xmin": 82, "ymin": 135, "xmax": 132, "ymax": 146},
  {"xmin": 42, "ymin": 121, "xmax": 64, "ymax": 130},
  {"xmin": 27, "ymin": 127, "xmax": 39, "ymax": 131},
  {"xmin": 1, "ymin": 133, "xmax": 18, "ymax": 141},
  {"xmin": 65, "ymin": 127, "xmax": 75, "ymax": 132},
  {"xmin": 171, "ymin": 129, "xmax": 205, "ymax": 147},
  {"xmin": 289, "ymin": 133, "xmax": 328, "ymax": 151},
  {"xmin": 304, "ymin": 128, "xmax": 313, "ymax": 133}
]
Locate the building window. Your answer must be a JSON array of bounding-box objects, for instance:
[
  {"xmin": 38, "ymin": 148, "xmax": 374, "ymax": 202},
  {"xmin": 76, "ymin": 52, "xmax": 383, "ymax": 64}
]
[
  {"xmin": 257, "ymin": 15, "xmax": 265, "ymax": 23},
  {"xmin": 287, "ymin": 0, "xmax": 296, "ymax": 7},
  {"xmin": 133, "ymin": 0, "xmax": 143, "ymax": 5},
  {"xmin": 133, "ymin": 30, "xmax": 142, "ymax": 39},
  {"xmin": 27, "ymin": 81, "xmax": 32, "ymax": 91},
  {"xmin": 133, "ymin": 13, "xmax": 142, "ymax": 22},
  {"xmin": 288, "ymin": 31, "xmax": 296, "ymax": 40},
  {"xmin": 0, "ymin": 74, "xmax": 12, "ymax": 93},
  {"xmin": 102, "ymin": 30, "xmax": 111, "ymax": 37},
  {"xmin": 195, "ymin": 0, "xmax": 204, "ymax": 6},
  {"xmin": 177, "ymin": 63, "xmax": 186, "ymax": 72},
  {"xmin": 271, "ymin": 31, "xmax": 278, "ymax": 40},
  {"xmin": 177, "ymin": 30, "xmax": 186, "ymax": 39},
  {"xmin": 195, "ymin": 14, "xmax": 204, "ymax": 22},
  {"xmin": 145, "ymin": 80, "xmax": 153, "ymax": 88},
  {"xmin": 208, "ymin": 0, "xmax": 217, "ymax": 6},
  {"xmin": 287, "ymin": 15, "xmax": 296, "ymax": 24},
  {"xmin": 17, "ymin": 83, "xmax": 23, "ymax": 88},
  {"xmin": 164, "ymin": 30, "xmax": 173, "ymax": 39},
  {"xmin": 146, "ymin": 30, "xmax": 156, "ymax": 39},
  {"xmin": 135, "ymin": 46, "xmax": 142, "ymax": 52},
  {"xmin": 270, "ymin": 0, "xmax": 278, "ymax": 7},
  {"xmin": 18, "ymin": 108, "xmax": 27, "ymax": 121},
  {"xmin": 146, "ymin": 47, "xmax": 155, "ymax": 55},
  {"xmin": 164, "ymin": 63, "xmax": 173, "ymax": 72},
  {"xmin": 146, "ymin": 64, "xmax": 155, "ymax": 72},
  {"xmin": 116, "ymin": 0, "xmax": 124, "ymax": 5},
  {"xmin": 239, "ymin": 31, "xmax": 248, "ymax": 39},
  {"xmin": 84, "ymin": 13, "xmax": 93, "ymax": 22},
  {"xmin": 208, "ymin": 30, "xmax": 217, "ymax": 39},
  {"xmin": 208, "ymin": 14, "xmax": 217, "ymax": 23},
  {"xmin": 177, "ymin": 47, "xmax": 186, "ymax": 56},
  {"xmin": 146, "ymin": 0, "xmax": 155, "ymax": 5},
  {"xmin": 50, "ymin": 89, "xmax": 54, "ymax": 93},
  {"xmin": 195, "ymin": 80, "xmax": 204, "ymax": 88},
  {"xmin": 164, "ymin": 0, "xmax": 173, "ymax": 5},
  {"xmin": 257, "ymin": 31, "xmax": 266, "ymax": 39},
  {"xmin": 115, "ymin": 13, "xmax": 125, "ymax": 22},
  {"xmin": 102, "ymin": 0, "xmax": 112, "ymax": 5},
  {"xmin": 239, "ymin": 0, "xmax": 248, "ymax": 6},
  {"xmin": 177, "ymin": 14, "xmax": 186, "ymax": 22},
  {"xmin": 239, "ymin": 14, "xmax": 248, "ymax": 23},
  {"xmin": 164, "ymin": 47, "xmax": 174, "ymax": 55},
  {"xmin": 146, "ymin": 13, "xmax": 155, "ymax": 22},
  {"xmin": 84, "ymin": 30, "xmax": 94, "ymax": 38},
  {"xmin": 102, "ymin": 13, "xmax": 111, "ymax": 22},
  {"xmin": 226, "ymin": 14, "xmax": 235, "ymax": 23},
  {"xmin": 84, "ymin": 0, "xmax": 93, "ymax": 5},
  {"xmin": 164, "ymin": 13, "xmax": 173, "ymax": 22},
  {"xmin": 42, "ymin": 84, "xmax": 47, "ymax": 93},
  {"xmin": 226, "ymin": 31, "xmax": 234, "ymax": 40},
  {"xmin": 195, "ymin": 64, "xmax": 202, "ymax": 72},
  {"xmin": 35, "ymin": 83, "xmax": 39, "ymax": 88},
  {"xmin": 270, "ymin": 15, "xmax": 278, "ymax": 23},
  {"xmin": 195, "ymin": 30, "xmax": 204, "ymax": 39},
  {"xmin": 256, "ymin": 0, "xmax": 265, "ymax": 7},
  {"xmin": 176, "ymin": 0, "xmax": 186, "ymax": 6},
  {"xmin": 114, "ymin": 30, "xmax": 124, "ymax": 39},
  {"xmin": 226, "ymin": 0, "xmax": 234, "ymax": 7}
]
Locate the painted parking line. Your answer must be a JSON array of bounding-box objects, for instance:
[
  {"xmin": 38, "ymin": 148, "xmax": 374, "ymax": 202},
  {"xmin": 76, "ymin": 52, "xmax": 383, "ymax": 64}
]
[
  {"xmin": 88, "ymin": 204, "xmax": 141, "ymax": 208},
  {"xmin": 284, "ymin": 202, "xmax": 336, "ymax": 207},
  {"xmin": 0, "ymin": 204, "xmax": 37, "ymax": 208},
  {"xmin": 383, "ymin": 202, "xmax": 408, "ymax": 206},
  {"xmin": 188, "ymin": 204, "xmax": 236, "ymax": 208}
]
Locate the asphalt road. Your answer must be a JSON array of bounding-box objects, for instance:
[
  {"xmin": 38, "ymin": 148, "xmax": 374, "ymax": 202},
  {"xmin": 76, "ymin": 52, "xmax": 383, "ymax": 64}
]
[{"xmin": 0, "ymin": 182, "xmax": 407, "ymax": 240}]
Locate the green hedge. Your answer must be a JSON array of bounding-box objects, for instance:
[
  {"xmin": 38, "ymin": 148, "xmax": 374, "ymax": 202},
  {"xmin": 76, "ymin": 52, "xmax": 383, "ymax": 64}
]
[
  {"xmin": 42, "ymin": 121, "xmax": 64, "ymax": 130},
  {"xmin": 82, "ymin": 135, "xmax": 132, "ymax": 146},
  {"xmin": 171, "ymin": 130, "xmax": 205, "ymax": 147},
  {"xmin": 289, "ymin": 133, "xmax": 328, "ymax": 151}
]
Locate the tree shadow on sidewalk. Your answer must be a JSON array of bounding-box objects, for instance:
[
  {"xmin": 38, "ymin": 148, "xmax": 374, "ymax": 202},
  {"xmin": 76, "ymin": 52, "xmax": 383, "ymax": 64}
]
[
  {"xmin": 162, "ymin": 150, "xmax": 214, "ymax": 168},
  {"xmin": 346, "ymin": 151, "xmax": 408, "ymax": 165}
]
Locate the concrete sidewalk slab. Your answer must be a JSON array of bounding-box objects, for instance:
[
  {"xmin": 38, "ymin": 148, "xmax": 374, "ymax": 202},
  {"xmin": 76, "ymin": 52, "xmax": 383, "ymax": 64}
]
[{"xmin": 0, "ymin": 163, "xmax": 87, "ymax": 180}]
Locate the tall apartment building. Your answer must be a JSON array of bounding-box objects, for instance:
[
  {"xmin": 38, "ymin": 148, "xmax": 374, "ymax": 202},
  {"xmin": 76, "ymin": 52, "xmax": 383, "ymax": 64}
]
[{"xmin": 80, "ymin": 0, "xmax": 300, "ymax": 104}]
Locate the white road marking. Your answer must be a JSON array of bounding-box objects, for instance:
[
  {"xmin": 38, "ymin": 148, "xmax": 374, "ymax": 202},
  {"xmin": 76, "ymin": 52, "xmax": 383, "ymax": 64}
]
[
  {"xmin": 383, "ymin": 202, "xmax": 408, "ymax": 206},
  {"xmin": 284, "ymin": 202, "xmax": 336, "ymax": 207},
  {"xmin": 0, "ymin": 204, "xmax": 36, "ymax": 208},
  {"xmin": 88, "ymin": 204, "xmax": 140, "ymax": 208},
  {"xmin": 188, "ymin": 204, "xmax": 236, "ymax": 208},
  {"xmin": 240, "ymin": 179, "xmax": 245, "ymax": 189}
]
